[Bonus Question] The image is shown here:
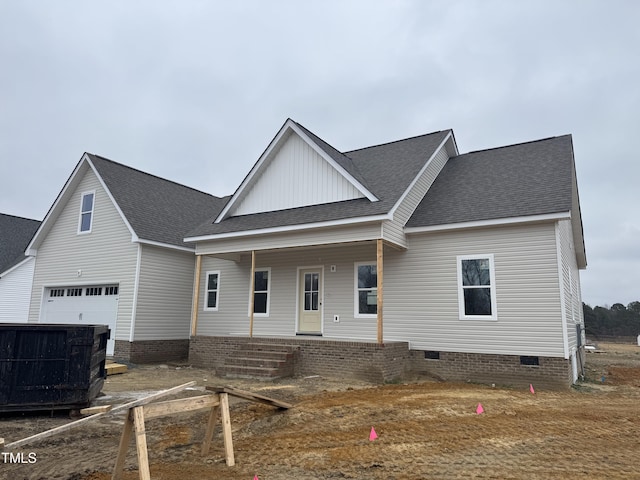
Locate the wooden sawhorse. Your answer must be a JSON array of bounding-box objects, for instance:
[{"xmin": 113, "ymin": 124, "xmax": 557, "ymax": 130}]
[{"xmin": 112, "ymin": 392, "xmax": 234, "ymax": 480}]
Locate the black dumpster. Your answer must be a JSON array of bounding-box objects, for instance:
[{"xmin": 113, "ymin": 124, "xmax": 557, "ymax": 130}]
[{"xmin": 0, "ymin": 323, "xmax": 109, "ymax": 412}]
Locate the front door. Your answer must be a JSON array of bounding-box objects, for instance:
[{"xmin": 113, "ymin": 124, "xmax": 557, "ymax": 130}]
[{"xmin": 298, "ymin": 269, "xmax": 322, "ymax": 334}]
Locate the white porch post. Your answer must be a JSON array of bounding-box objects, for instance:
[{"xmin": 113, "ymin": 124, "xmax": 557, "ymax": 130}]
[
  {"xmin": 377, "ymin": 239, "xmax": 384, "ymax": 344},
  {"xmin": 249, "ymin": 250, "xmax": 256, "ymax": 338}
]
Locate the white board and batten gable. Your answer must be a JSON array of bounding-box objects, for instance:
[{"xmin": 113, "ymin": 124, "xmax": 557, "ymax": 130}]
[{"xmin": 217, "ymin": 119, "xmax": 377, "ymax": 221}]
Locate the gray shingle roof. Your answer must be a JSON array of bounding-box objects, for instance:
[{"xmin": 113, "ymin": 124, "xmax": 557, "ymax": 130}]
[
  {"xmin": 293, "ymin": 121, "xmax": 373, "ymax": 194},
  {"xmin": 87, "ymin": 155, "xmax": 229, "ymax": 248},
  {"xmin": 0, "ymin": 214, "xmax": 41, "ymax": 274},
  {"xmin": 187, "ymin": 128, "xmax": 451, "ymax": 237},
  {"xmin": 406, "ymin": 135, "xmax": 574, "ymax": 228}
]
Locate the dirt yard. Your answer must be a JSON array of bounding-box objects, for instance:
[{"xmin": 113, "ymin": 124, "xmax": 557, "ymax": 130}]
[{"xmin": 1, "ymin": 342, "xmax": 639, "ymax": 480}]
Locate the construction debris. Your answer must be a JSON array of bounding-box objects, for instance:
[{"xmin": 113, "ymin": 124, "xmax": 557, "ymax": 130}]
[{"xmin": 2, "ymin": 381, "xmax": 196, "ymax": 450}]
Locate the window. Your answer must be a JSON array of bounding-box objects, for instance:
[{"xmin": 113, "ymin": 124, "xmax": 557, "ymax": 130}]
[
  {"xmin": 50, "ymin": 288, "xmax": 65, "ymax": 297},
  {"xmin": 78, "ymin": 191, "xmax": 95, "ymax": 233},
  {"xmin": 205, "ymin": 271, "xmax": 220, "ymax": 311},
  {"xmin": 252, "ymin": 268, "xmax": 270, "ymax": 316},
  {"xmin": 67, "ymin": 288, "xmax": 82, "ymax": 297},
  {"xmin": 457, "ymin": 254, "xmax": 497, "ymax": 320},
  {"xmin": 105, "ymin": 286, "xmax": 119, "ymax": 296},
  {"xmin": 303, "ymin": 272, "xmax": 320, "ymax": 311},
  {"xmin": 355, "ymin": 262, "xmax": 377, "ymax": 316},
  {"xmin": 86, "ymin": 287, "xmax": 103, "ymax": 296}
]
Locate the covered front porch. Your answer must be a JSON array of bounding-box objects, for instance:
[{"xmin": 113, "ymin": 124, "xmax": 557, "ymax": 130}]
[{"xmin": 190, "ymin": 237, "xmax": 402, "ymax": 345}]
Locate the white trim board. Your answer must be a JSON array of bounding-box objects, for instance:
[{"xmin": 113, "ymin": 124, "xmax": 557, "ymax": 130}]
[{"xmin": 405, "ymin": 212, "xmax": 571, "ymax": 234}]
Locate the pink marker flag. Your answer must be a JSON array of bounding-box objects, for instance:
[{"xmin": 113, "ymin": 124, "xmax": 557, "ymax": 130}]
[
  {"xmin": 369, "ymin": 426, "xmax": 378, "ymax": 441},
  {"xmin": 254, "ymin": 476, "xmax": 259, "ymax": 480},
  {"xmin": 476, "ymin": 403, "xmax": 484, "ymax": 414},
  {"xmin": 529, "ymin": 384, "xmax": 535, "ymax": 394}
]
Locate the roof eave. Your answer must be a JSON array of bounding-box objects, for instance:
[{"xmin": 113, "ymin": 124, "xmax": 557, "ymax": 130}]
[
  {"xmin": 25, "ymin": 153, "xmax": 91, "ymax": 254},
  {"xmin": 405, "ymin": 211, "xmax": 572, "ymax": 234},
  {"xmin": 136, "ymin": 238, "xmax": 195, "ymax": 253},
  {"xmin": 185, "ymin": 213, "xmax": 391, "ymax": 243},
  {"xmin": 0, "ymin": 255, "xmax": 34, "ymax": 278}
]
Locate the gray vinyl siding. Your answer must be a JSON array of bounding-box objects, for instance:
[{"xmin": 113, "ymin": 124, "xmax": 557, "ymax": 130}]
[
  {"xmin": 197, "ymin": 222, "xmax": 566, "ymax": 358},
  {"xmin": 28, "ymin": 168, "xmax": 138, "ymax": 341},
  {"xmin": 195, "ymin": 222, "xmax": 383, "ymax": 255},
  {"xmin": 385, "ymin": 222, "xmax": 565, "ymax": 357},
  {"xmin": 133, "ymin": 245, "xmax": 195, "ymax": 340},
  {"xmin": 558, "ymin": 219, "xmax": 584, "ymax": 352},
  {"xmin": 0, "ymin": 258, "xmax": 35, "ymax": 322},
  {"xmin": 383, "ymin": 145, "xmax": 450, "ymax": 247},
  {"xmin": 196, "ymin": 243, "xmax": 378, "ymax": 338}
]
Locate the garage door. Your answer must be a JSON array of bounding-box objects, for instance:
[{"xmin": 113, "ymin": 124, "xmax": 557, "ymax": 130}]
[{"xmin": 41, "ymin": 285, "xmax": 118, "ymax": 355}]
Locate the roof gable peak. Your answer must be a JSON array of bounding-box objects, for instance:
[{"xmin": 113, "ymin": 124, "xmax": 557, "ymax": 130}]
[{"xmin": 215, "ymin": 120, "xmax": 378, "ymax": 222}]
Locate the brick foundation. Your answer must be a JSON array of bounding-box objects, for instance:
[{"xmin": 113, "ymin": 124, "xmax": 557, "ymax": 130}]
[
  {"xmin": 189, "ymin": 336, "xmax": 574, "ymax": 388},
  {"xmin": 189, "ymin": 336, "xmax": 409, "ymax": 383},
  {"xmin": 408, "ymin": 350, "xmax": 573, "ymax": 389},
  {"xmin": 114, "ymin": 339, "xmax": 189, "ymax": 363}
]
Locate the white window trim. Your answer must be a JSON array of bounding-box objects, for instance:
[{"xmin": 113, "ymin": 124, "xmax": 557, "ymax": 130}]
[
  {"xmin": 204, "ymin": 270, "xmax": 220, "ymax": 312},
  {"xmin": 78, "ymin": 190, "xmax": 96, "ymax": 234},
  {"xmin": 354, "ymin": 261, "xmax": 377, "ymax": 318},
  {"xmin": 457, "ymin": 254, "xmax": 498, "ymax": 321},
  {"xmin": 248, "ymin": 267, "xmax": 271, "ymax": 317}
]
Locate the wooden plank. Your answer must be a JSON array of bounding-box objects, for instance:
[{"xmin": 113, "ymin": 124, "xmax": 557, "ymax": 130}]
[
  {"xmin": 80, "ymin": 405, "xmax": 112, "ymax": 415},
  {"xmin": 111, "ymin": 412, "xmax": 134, "ymax": 480},
  {"xmin": 201, "ymin": 402, "xmax": 219, "ymax": 455},
  {"xmin": 249, "ymin": 250, "xmax": 256, "ymax": 338},
  {"xmin": 143, "ymin": 394, "xmax": 220, "ymax": 420},
  {"xmin": 5, "ymin": 411, "xmax": 111, "ymax": 450},
  {"xmin": 132, "ymin": 406, "xmax": 151, "ymax": 480},
  {"xmin": 377, "ymin": 238, "xmax": 384, "ymax": 344},
  {"xmin": 191, "ymin": 254, "xmax": 202, "ymax": 336},
  {"xmin": 206, "ymin": 386, "xmax": 293, "ymax": 409},
  {"xmin": 107, "ymin": 381, "xmax": 197, "ymax": 415},
  {"xmin": 4, "ymin": 381, "xmax": 196, "ymax": 450},
  {"xmin": 106, "ymin": 363, "xmax": 128, "ymax": 376},
  {"xmin": 219, "ymin": 393, "xmax": 235, "ymax": 467}
]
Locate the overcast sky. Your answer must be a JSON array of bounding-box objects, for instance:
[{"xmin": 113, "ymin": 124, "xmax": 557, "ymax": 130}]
[{"xmin": 1, "ymin": 1, "xmax": 637, "ymax": 307}]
